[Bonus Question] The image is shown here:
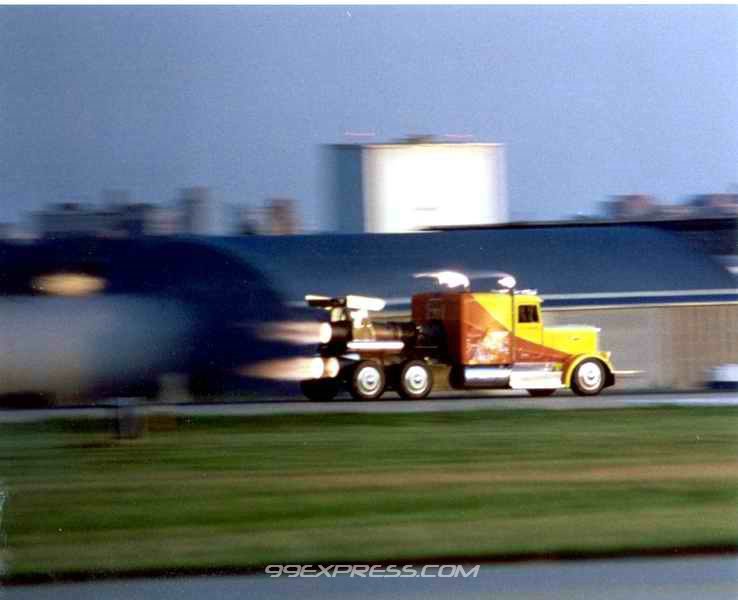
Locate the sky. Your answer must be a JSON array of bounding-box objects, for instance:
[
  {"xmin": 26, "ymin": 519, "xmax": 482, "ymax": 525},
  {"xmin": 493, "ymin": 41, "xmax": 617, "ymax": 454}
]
[{"xmin": 0, "ymin": 5, "xmax": 736, "ymax": 229}]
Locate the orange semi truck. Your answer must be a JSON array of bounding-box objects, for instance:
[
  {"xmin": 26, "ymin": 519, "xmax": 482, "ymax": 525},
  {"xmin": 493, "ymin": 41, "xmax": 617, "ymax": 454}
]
[{"xmin": 300, "ymin": 274, "xmax": 616, "ymax": 401}]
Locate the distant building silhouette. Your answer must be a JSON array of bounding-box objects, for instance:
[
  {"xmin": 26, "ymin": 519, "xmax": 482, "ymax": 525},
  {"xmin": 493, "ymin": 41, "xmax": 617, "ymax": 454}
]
[
  {"xmin": 34, "ymin": 194, "xmax": 178, "ymax": 239},
  {"xmin": 265, "ymin": 198, "xmax": 298, "ymax": 235},
  {"xmin": 0, "ymin": 222, "xmax": 22, "ymax": 240},
  {"xmin": 177, "ymin": 187, "xmax": 242, "ymax": 235},
  {"xmin": 179, "ymin": 187, "xmax": 214, "ymax": 235},
  {"xmin": 31, "ymin": 187, "xmax": 247, "ymax": 238},
  {"xmin": 602, "ymin": 193, "xmax": 738, "ymax": 221},
  {"xmin": 34, "ymin": 202, "xmax": 115, "ymax": 239},
  {"xmin": 237, "ymin": 207, "xmax": 261, "ymax": 235},
  {"xmin": 688, "ymin": 193, "xmax": 738, "ymax": 217},
  {"xmin": 147, "ymin": 206, "xmax": 181, "ymax": 236},
  {"xmin": 603, "ymin": 194, "xmax": 661, "ymax": 219}
]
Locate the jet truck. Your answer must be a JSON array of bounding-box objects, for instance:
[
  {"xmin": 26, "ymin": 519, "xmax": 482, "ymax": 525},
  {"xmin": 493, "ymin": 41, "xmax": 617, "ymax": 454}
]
[{"xmin": 300, "ymin": 273, "xmax": 616, "ymax": 400}]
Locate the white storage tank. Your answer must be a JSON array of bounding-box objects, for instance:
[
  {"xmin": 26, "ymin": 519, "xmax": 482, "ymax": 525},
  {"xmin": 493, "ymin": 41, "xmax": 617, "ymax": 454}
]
[{"xmin": 325, "ymin": 139, "xmax": 507, "ymax": 233}]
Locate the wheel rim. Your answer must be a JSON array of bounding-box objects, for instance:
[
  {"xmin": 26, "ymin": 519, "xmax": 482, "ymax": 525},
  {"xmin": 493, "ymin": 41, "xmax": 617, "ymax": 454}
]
[
  {"xmin": 403, "ymin": 365, "xmax": 430, "ymax": 395},
  {"xmin": 357, "ymin": 366, "xmax": 381, "ymax": 395},
  {"xmin": 577, "ymin": 362, "xmax": 603, "ymax": 391}
]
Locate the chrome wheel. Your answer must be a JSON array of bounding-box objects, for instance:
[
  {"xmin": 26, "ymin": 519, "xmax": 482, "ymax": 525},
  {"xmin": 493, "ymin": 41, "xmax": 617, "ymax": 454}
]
[
  {"xmin": 358, "ymin": 366, "xmax": 381, "ymax": 394},
  {"xmin": 572, "ymin": 359, "xmax": 605, "ymax": 396},
  {"xmin": 404, "ymin": 365, "xmax": 429, "ymax": 394},
  {"xmin": 398, "ymin": 360, "xmax": 433, "ymax": 399},
  {"xmin": 350, "ymin": 361, "xmax": 386, "ymax": 400}
]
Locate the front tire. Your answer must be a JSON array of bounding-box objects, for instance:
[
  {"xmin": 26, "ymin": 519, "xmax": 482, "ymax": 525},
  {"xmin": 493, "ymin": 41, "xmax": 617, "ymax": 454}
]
[
  {"xmin": 300, "ymin": 378, "xmax": 340, "ymax": 401},
  {"xmin": 350, "ymin": 360, "xmax": 386, "ymax": 400},
  {"xmin": 397, "ymin": 360, "xmax": 433, "ymax": 399},
  {"xmin": 571, "ymin": 359, "xmax": 606, "ymax": 396}
]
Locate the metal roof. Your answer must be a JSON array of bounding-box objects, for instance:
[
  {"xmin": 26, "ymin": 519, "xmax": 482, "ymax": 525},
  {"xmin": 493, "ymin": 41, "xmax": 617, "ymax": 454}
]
[
  {"xmin": 1, "ymin": 224, "xmax": 734, "ymax": 309},
  {"xmin": 208, "ymin": 224, "xmax": 738, "ymax": 308}
]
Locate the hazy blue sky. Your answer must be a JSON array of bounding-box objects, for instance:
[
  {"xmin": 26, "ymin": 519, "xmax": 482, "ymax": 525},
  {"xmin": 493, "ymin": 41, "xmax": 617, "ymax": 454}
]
[{"xmin": 1, "ymin": 5, "xmax": 736, "ymax": 229}]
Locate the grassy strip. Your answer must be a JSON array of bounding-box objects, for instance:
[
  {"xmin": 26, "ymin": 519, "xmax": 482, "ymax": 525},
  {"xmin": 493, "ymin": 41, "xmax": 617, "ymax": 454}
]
[{"xmin": 1, "ymin": 407, "xmax": 737, "ymax": 579}]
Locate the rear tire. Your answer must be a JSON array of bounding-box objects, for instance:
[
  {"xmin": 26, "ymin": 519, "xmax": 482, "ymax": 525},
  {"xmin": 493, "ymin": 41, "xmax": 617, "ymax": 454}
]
[
  {"xmin": 300, "ymin": 378, "xmax": 340, "ymax": 401},
  {"xmin": 397, "ymin": 360, "xmax": 433, "ymax": 400},
  {"xmin": 350, "ymin": 360, "xmax": 386, "ymax": 400},
  {"xmin": 571, "ymin": 359, "xmax": 606, "ymax": 396},
  {"xmin": 527, "ymin": 389, "xmax": 556, "ymax": 397}
]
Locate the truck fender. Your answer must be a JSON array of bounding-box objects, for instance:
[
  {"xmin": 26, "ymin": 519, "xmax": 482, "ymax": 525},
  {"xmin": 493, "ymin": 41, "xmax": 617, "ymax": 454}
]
[{"xmin": 564, "ymin": 354, "xmax": 615, "ymax": 388}]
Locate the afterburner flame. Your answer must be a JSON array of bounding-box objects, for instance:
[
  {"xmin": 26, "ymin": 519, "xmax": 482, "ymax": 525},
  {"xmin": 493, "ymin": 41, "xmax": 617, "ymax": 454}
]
[
  {"xmin": 241, "ymin": 357, "xmax": 326, "ymax": 381},
  {"xmin": 255, "ymin": 321, "xmax": 323, "ymax": 346}
]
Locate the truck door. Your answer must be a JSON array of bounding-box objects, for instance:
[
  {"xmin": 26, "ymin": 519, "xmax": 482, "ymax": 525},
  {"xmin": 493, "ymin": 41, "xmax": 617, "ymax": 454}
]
[{"xmin": 514, "ymin": 302, "xmax": 543, "ymax": 362}]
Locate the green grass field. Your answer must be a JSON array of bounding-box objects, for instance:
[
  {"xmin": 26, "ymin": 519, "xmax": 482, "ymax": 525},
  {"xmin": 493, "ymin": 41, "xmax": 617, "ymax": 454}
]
[{"xmin": 1, "ymin": 407, "xmax": 737, "ymax": 580}]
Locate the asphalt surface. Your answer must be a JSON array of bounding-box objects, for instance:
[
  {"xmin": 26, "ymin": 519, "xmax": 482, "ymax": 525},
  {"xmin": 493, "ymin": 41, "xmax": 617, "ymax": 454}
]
[
  {"xmin": 1, "ymin": 391, "xmax": 737, "ymax": 423},
  {"xmin": 3, "ymin": 557, "xmax": 737, "ymax": 600}
]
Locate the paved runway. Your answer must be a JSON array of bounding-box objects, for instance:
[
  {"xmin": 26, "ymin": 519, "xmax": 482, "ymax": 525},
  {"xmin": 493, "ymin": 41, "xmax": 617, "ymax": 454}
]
[
  {"xmin": 1, "ymin": 391, "xmax": 737, "ymax": 423},
  {"xmin": 4, "ymin": 557, "xmax": 737, "ymax": 600}
]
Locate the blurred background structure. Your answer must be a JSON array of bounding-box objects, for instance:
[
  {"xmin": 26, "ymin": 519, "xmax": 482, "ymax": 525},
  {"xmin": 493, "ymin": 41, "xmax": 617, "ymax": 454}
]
[
  {"xmin": 603, "ymin": 193, "xmax": 738, "ymax": 221},
  {"xmin": 27, "ymin": 189, "xmax": 303, "ymax": 238}
]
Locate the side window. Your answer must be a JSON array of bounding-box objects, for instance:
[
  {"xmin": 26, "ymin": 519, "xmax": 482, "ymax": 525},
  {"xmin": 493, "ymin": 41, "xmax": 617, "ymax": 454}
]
[{"xmin": 518, "ymin": 305, "xmax": 539, "ymax": 324}]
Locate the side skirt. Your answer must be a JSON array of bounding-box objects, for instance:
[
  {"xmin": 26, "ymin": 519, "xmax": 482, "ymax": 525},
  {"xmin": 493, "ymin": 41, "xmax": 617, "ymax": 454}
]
[{"xmin": 452, "ymin": 364, "xmax": 565, "ymax": 390}]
